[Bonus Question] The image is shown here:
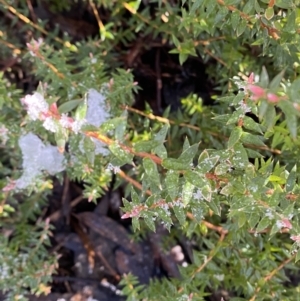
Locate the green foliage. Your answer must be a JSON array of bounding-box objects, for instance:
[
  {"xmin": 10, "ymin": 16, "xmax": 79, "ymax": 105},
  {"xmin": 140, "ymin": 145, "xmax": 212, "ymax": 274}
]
[{"xmin": 1, "ymin": 0, "xmax": 300, "ymax": 300}]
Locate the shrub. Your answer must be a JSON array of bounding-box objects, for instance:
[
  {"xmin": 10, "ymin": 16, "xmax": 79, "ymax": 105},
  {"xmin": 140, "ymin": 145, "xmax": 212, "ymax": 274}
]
[{"xmin": 1, "ymin": 0, "xmax": 300, "ymax": 300}]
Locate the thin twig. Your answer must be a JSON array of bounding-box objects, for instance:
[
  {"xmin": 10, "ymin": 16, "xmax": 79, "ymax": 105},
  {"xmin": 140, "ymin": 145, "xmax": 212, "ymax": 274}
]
[
  {"xmin": 123, "ymin": 105, "xmax": 221, "ymax": 136},
  {"xmin": 89, "ymin": 0, "xmax": 105, "ymax": 33},
  {"xmin": 0, "ymin": 0, "xmax": 70, "ymax": 46},
  {"xmin": 249, "ymin": 254, "xmax": 295, "ymax": 301},
  {"xmin": 85, "ymin": 131, "xmax": 163, "ymax": 164},
  {"xmin": 26, "ymin": 0, "xmax": 37, "ymax": 23},
  {"xmin": 178, "ymin": 231, "xmax": 226, "ymax": 294},
  {"xmin": 117, "ymin": 170, "xmax": 152, "ymax": 196},
  {"xmin": 123, "ymin": 105, "xmax": 282, "ymax": 154},
  {"xmin": 216, "ymin": 0, "xmax": 280, "ymax": 39}
]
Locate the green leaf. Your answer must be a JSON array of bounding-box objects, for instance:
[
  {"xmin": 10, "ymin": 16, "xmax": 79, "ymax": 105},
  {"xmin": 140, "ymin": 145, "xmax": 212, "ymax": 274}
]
[
  {"xmin": 103, "ymin": 30, "xmax": 114, "ymax": 40},
  {"xmin": 275, "ymin": 0, "xmax": 294, "ymax": 9},
  {"xmin": 133, "ymin": 140, "xmax": 161, "ymax": 152},
  {"xmin": 236, "ymin": 19, "xmax": 247, "ymax": 37},
  {"xmin": 207, "ymin": 199, "xmax": 221, "ymax": 216},
  {"xmin": 83, "ymin": 136, "xmax": 95, "ymax": 164},
  {"xmin": 286, "ymin": 115, "xmax": 298, "ymax": 139},
  {"xmin": 238, "ymin": 212, "xmax": 247, "ymax": 228},
  {"xmin": 271, "ymin": 131, "xmax": 283, "ymax": 149},
  {"xmin": 100, "ymin": 117, "xmax": 125, "ymax": 132},
  {"xmin": 125, "ymin": 0, "xmax": 141, "ymax": 13},
  {"xmin": 179, "ymin": 53, "xmax": 188, "ymax": 65},
  {"xmin": 228, "ymin": 127, "xmax": 243, "ymax": 148},
  {"xmin": 251, "ymin": 38, "xmax": 264, "ymax": 46},
  {"xmin": 182, "ymin": 137, "xmax": 190, "ymax": 152},
  {"xmin": 184, "ymin": 170, "xmax": 208, "ymax": 189},
  {"xmin": 243, "ymin": 0, "xmax": 254, "ymax": 14},
  {"xmin": 227, "ymin": 110, "xmax": 243, "ymax": 125},
  {"xmin": 262, "ymin": 103, "xmax": 276, "ymax": 130},
  {"xmin": 206, "ymin": 0, "xmax": 217, "ymax": 16},
  {"xmin": 75, "ymin": 96, "xmax": 87, "ymax": 121},
  {"xmin": 284, "ymin": 11, "xmax": 296, "ymax": 33},
  {"xmin": 296, "ymin": 249, "xmax": 300, "ymax": 263},
  {"xmin": 143, "ymin": 158, "xmax": 160, "ymax": 186},
  {"xmin": 146, "ymin": 194, "xmax": 158, "ymax": 207},
  {"xmin": 246, "ymin": 149, "xmax": 263, "ymax": 159},
  {"xmin": 268, "ymin": 175, "xmax": 285, "ymax": 184},
  {"xmin": 241, "ymin": 132, "xmax": 265, "ymax": 147},
  {"xmin": 232, "ymin": 143, "xmax": 248, "ymax": 169},
  {"xmin": 178, "ymin": 143, "xmax": 199, "ymax": 163},
  {"xmin": 224, "ymin": 0, "xmax": 242, "ymax": 4},
  {"xmin": 165, "ymin": 170, "xmax": 179, "ymax": 200},
  {"xmin": 260, "ymin": 66, "xmax": 269, "ymax": 88},
  {"xmin": 262, "ymin": 28, "xmax": 270, "ymax": 55},
  {"xmin": 54, "ymin": 128, "xmax": 67, "ymax": 152},
  {"xmin": 154, "ymin": 124, "xmax": 169, "ymax": 142},
  {"xmin": 286, "ymin": 165, "xmax": 297, "ymax": 193},
  {"xmin": 192, "ymin": 204, "xmax": 204, "ymax": 222},
  {"xmin": 213, "ymin": 114, "xmax": 230, "ymax": 124},
  {"xmin": 189, "ymin": 0, "xmax": 205, "ymax": 14},
  {"xmin": 132, "ymin": 217, "xmax": 140, "ymax": 232},
  {"xmin": 173, "ymin": 204, "xmax": 186, "ymax": 226},
  {"xmin": 254, "ymin": 0, "xmax": 263, "ymax": 13},
  {"xmin": 214, "ymin": 7, "xmax": 228, "ymax": 25},
  {"xmin": 220, "ymin": 183, "xmax": 234, "ymax": 196},
  {"xmin": 162, "ymin": 158, "xmax": 189, "ymax": 170},
  {"xmin": 278, "ymin": 101, "xmax": 298, "ymax": 138},
  {"xmin": 172, "ymin": 35, "xmax": 180, "ymax": 47},
  {"xmin": 58, "ymin": 99, "xmax": 82, "ymax": 114},
  {"xmin": 231, "ymin": 11, "xmax": 240, "ymax": 31},
  {"xmin": 290, "ymin": 78, "xmax": 300, "ymax": 103},
  {"xmin": 201, "ymin": 185, "xmax": 212, "ymax": 202},
  {"xmin": 154, "ymin": 144, "xmax": 168, "ymax": 159},
  {"xmin": 182, "ymin": 181, "xmax": 194, "ymax": 206},
  {"xmin": 198, "ymin": 152, "xmax": 220, "ymax": 173},
  {"xmin": 115, "ymin": 111, "xmax": 128, "ymax": 140},
  {"xmin": 282, "ymin": 204, "xmax": 294, "ymax": 218},
  {"xmin": 232, "ymin": 92, "xmax": 245, "ymax": 105},
  {"xmin": 269, "ymin": 222, "xmax": 281, "ymax": 237},
  {"xmin": 109, "ymin": 142, "xmax": 134, "ymax": 165},
  {"xmin": 269, "ymin": 70, "xmax": 285, "ymax": 89},
  {"xmin": 156, "ymin": 207, "xmax": 173, "ymax": 230},
  {"xmin": 264, "ymin": 7, "xmax": 274, "ymax": 20},
  {"xmin": 142, "ymin": 211, "xmax": 156, "ymax": 232},
  {"xmin": 131, "ymin": 187, "xmax": 140, "ymax": 205},
  {"xmin": 243, "ymin": 116, "xmax": 262, "ymax": 134},
  {"xmin": 198, "ymin": 149, "xmax": 209, "ymax": 164},
  {"xmin": 215, "ymin": 163, "xmax": 230, "ymax": 175},
  {"xmin": 248, "ymin": 213, "xmax": 260, "ymax": 229},
  {"xmin": 256, "ymin": 217, "xmax": 271, "ymax": 232}
]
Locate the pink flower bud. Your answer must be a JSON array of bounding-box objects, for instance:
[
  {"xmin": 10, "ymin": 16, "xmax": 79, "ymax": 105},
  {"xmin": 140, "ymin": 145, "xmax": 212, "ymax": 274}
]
[
  {"xmin": 247, "ymin": 72, "xmax": 254, "ymax": 84},
  {"xmin": 247, "ymin": 84, "xmax": 266, "ymax": 98},
  {"xmin": 267, "ymin": 93, "xmax": 280, "ymax": 103},
  {"xmin": 26, "ymin": 38, "xmax": 43, "ymax": 57},
  {"xmin": 2, "ymin": 181, "xmax": 16, "ymax": 192},
  {"xmin": 49, "ymin": 103, "xmax": 59, "ymax": 115},
  {"xmin": 121, "ymin": 207, "xmax": 141, "ymax": 219},
  {"xmin": 291, "ymin": 235, "xmax": 300, "ymax": 242}
]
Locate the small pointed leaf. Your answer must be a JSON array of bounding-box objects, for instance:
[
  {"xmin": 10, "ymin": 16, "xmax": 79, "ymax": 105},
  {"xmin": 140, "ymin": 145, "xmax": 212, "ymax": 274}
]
[
  {"xmin": 109, "ymin": 143, "xmax": 134, "ymax": 165},
  {"xmin": 228, "ymin": 127, "xmax": 243, "ymax": 148}
]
